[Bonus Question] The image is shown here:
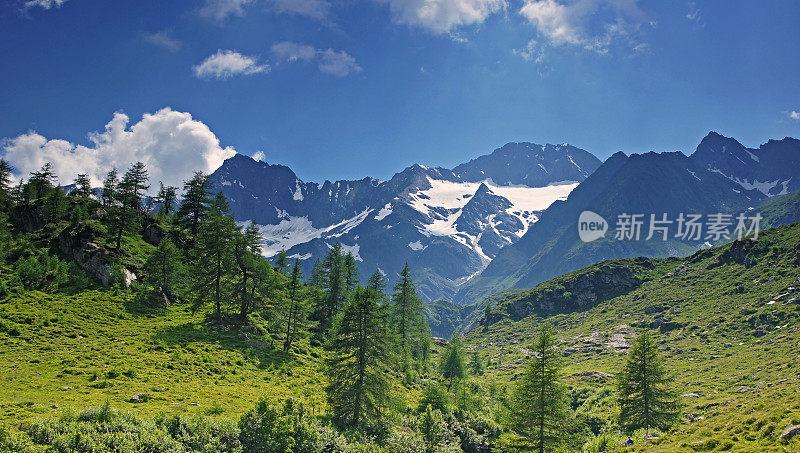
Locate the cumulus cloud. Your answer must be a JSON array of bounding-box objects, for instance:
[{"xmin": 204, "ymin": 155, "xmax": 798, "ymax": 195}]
[
  {"xmin": 271, "ymin": 42, "xmax": 363, "ymax": 77},
  {"xmin": 193, "ymin": 50, "xmax": 270, "ymax": 79},
  {"xmin": 790, "ymin": 111, "xmax": 800, "ymax": 121},
  {"xmin": 381, "ymin": 0, "xmax": 506, "ymax": 34},
  {"xmin": 143, "ymin": 31, "xmax": 182, "ymax": 52},
  {"xmin": 1, "ymin": 108, "xmax": 236, "ymax": 190},
  {"xmin": 518, "ymin": 0, "xmax": 647, "ymax": 57},
  {"xmin": 23, "ymin": 0, "xmax": 67, "ymax": 10}
]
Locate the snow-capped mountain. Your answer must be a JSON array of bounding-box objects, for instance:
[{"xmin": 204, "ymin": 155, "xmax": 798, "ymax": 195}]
[{"xmin": 208, "ymin": 143, "xmax": 601, "ymax": 302}]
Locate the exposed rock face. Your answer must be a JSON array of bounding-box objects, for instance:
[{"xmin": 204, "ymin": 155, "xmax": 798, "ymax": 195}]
[
  {"xmin": 10, "ymin": 203, "xmax": 46, "ymax": 232},
  {"xmin": 500, "ymin": 259, "xmax": 651, "ymax": 321},
  {"xmin": 58, "ymin": 228, "xmax": 114, "ymax": 286}
]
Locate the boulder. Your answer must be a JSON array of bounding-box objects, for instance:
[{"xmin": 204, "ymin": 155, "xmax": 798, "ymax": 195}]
[
  {"xmin": 736, "ymin": 386, "xmax": 751, "ymax": 393},
  {"xmin": 682, "ymin": 393, "xmax": 701, "ymax": 398},
  {"xmin": 130, "ymin": 393, "xmax": 150, "ymax": 403},
  {"xmin": 780, "ymin": 425, "xmax": 800, "ymax": 441}
]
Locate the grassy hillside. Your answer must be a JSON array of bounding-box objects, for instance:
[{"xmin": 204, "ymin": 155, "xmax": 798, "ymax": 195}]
[
  {"xmin": 0, "ymin": 289, "xmax": 329, "ymax": 425},
  {"xmin": 463, "ymin": 222, "xmax": 800, "ymax": 451}
]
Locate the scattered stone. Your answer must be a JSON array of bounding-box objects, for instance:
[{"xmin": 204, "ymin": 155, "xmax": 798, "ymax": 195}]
[
  {"xmin": 780, "ymin": 425, "xmax": 800, "ymax": 441},
  {"xmin": 571, "ymin": 371, "xmax": 615, "ymax": 381},
  {"xmin": 130, "ymin": 393, "xmax": 150, "ymax": 403},
  {"xmin": 682, "ymin": 393, "xmax": 701, "ymax": 398},
  {"xmin": 50, "ymin": 404, "xmax": 58, "ymax": 409},
  {"xmin": 607, "ymin": 333, "xmax": 630, "ymax": 349},
  {"xmin": 61, "ymin": 386, "xmax": 73, "ymax": 391},
  {"xmin": 736, "ymin": 386, "xmax": 751, "ymax": 393},
  {"xmin": 189, "ymin": 402, "xmax": 200, "ymax": 406}
]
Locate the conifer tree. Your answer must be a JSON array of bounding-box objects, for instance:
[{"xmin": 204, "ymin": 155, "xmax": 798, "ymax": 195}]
[
  {"xmin": 120, "ymin": 162, "xmax": 149, "ymax": 215},
  {"xmin": 154, "ymin": 182, "xmax": 178, "ymax": 217},
  {"xmin": 283, "ymin": 260, "xmax": 307, "ymax": 352},
  {"xmin": 274, "ymin": 250, "xmax": 289, "ymax": 275},
  {"xmin": 469, "ymin": 351, "xmax": 484, "ymax": 376},
  {"xmin": 73, "ymin": 174, "xmax": 93, "ymax": 199},
  {"xmin": 318, "ymin": 243, "xmax": 346, "ymax": 329},
  {"xmin": 343, "ymin": 252, "xmax": 358, "ymax": 295},
  {"xmin": 439, "ymin": 335, "xmax": 466, "ymax": 390},
  {"xmin": 367, "ymin": 270, "xmax": 388, "ymax": 304},
  {"xmin": 510, "ymin": 325, "xmax": 568, "ymax": 453},
  {"xmin": 28, "ymin": 162, "xmax": 57, "ymax": 200},
  {"xmin": 177, "ymin": 172, "xmax": 211, "ymax": 247},
  {"xmin": 391, "ymin": 263, "xmax": 428, "ymax": 356},
  {"xmin": 233, "ymin": 223, "xmax": 263, "ymax": 319},
  {"xmin": 190, "ymin": 192, "xmax": 236, "ymax": 318},
  {"xmin": 145, "ymin": 238, "xmax": 184, "ymax": 300},
  {"xmin": 617, "ymin": 331, "xmax": 679, "ymax": 433},
  {"xmin": 101, "ymin": 169, "xmax": 118, "ymax": 207},
  {"xmin": 0, "ymin": 159, "xmax": 14, "ymax": 209},
  {"xmin": 326, "ymin": 286, "xmax": 392, "ymax": 429}
]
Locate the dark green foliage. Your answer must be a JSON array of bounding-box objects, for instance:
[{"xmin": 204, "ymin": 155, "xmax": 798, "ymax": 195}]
[
  {"xmin": 315, "ymin": 243, "xmax": 347, "ymax": 331},
  {"xmin": 391, "ymin": 263, "xmax": 429, "ymax": 358},
  {"xmin": 617, "ymin": 331, "xmax": 680, "ymax": 432},
  {"xmin": 418, "ymin": 381, "xmax": 451, "ymax": 413},
  {"xmin": 177, "ymin": 171, "xmax": 211, "ymax": 247},
  {"xmin": 439, "ymin": 335, "xmax": 466, "ymax": 390},
  {"xmin": 274, "ymin": 249, "xmax": 289, "ymax": 275},
  {"xmin": 469, "ymin": 351, "xmax": 484, "ymax": 376},
  {"xmin": 326, "ymin": 287, "xmax": 392, "ymax": 429},
  {"xmin": 154, "ymin": 181, "xmax": 178, "ymax": 217},
  {"xmin": 100, "ymin": 168, "xmax": 118, "ymax": 206},
  {"xmin": 27, "ymin": 162, "xmax": 57, "ymax": 200},
  {"xmin": 190, "ymin": 192, "xmax": 237, "ymax": 317},
  {"xmin": 144, "ymin": 238, "xmax": 185, "ymax": 300},
  {"xmin": 283, "ymin": 260, "xmax": 308, "ymax": 351},
  {"xmin": 509, "ymin": 325, "xmax": 569, "ymax": 453},
  {"xmin": 72, "ymin": 174, "xmax": 93, "ymax": 199}
]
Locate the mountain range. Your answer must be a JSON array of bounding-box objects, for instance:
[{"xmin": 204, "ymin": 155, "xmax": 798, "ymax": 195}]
[
  {"xmin": 208, "ymin": 132, "xmax": 799, "ymax": 306},
  {"xmin": 208, "ymin": 143, "xmax": 601, "ymax": 302}
]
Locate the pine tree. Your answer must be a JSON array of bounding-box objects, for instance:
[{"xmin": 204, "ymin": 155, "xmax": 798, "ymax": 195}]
[
  {"xmin": 145, "ymin": 238, "xmax": 184, "ymax": 300},
  {"xmin": 617, "ymin": 331, "xmax": 679, "ymax": 433},
  {"xmin": 154, "ymin": 182, "xmax": 178, "ymax": 217},
  {"xmin": 274, "ymin": 250, "xmax": 289, "ymax": 275},
  {"xmin": 510, "ymin": 325, "xmax": 568, "ymax": 453},
  {"xmin": 343, "ymin": 252, "xmax": 359, "ymax": 295},
  {"xmin": 177, "ymin": 172, "xmax": 211, "ymax": 247},
  {"xmin": 121, "ymin": 162, "xmax": 149, "ymax": 215},
  {"xmin": 318, "ymin": 243, "xmax": 346, "ymax": 329},
  {"xmin": 469, "ymin": 351, "xmax": 484, "ymax": 376},
  {"xmin": 190, "ymin": 192, "xmax": 236, "ymax": 318},
  {"xmin": 233, "ymin": 223, "xmax": 263, "ymax": 320},
  {"xmin": 283, "ymin": 260, "xmax": 307, "ymax": 352},
  {"xmin": 0, "ymin": 159, "xmax": 14, "ymax": 208},
  {"xmin": 439, "ymin": 335, "xmax": 466, "ymax": 390},
  {"xmin": 43, "ymin": 186, "xmax": 68, "ymax": 223},
  {"xmin": 28, "ymin": 163, "xmax": 57, "ymax": 200},
  {"xmin": 391, "ymin": 263, "xmax": 428, "ymax": 357},
  {"xmin": 73, "ymin": 174, "xmax": 93, "ymax": 199},
  {"xmin": 326, "ymin": 286, "xmax": 392, "ymax": 429},
  {"xmin": 366, "ymin": 270, "xmax": 388, "ymax": 304},
  {"xmin": 101, "ymin": 169, "xmax": 118, "ymax": 207}
]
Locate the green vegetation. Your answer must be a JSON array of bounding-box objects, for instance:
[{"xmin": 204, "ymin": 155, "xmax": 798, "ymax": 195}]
[{"xmin": 2, "ymin": 158, "xmax": 800, "ymax": 451}]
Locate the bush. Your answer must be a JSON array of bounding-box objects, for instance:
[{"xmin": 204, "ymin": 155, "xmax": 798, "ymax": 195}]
[{"xmin": 418, "ymin": 381, "xmax": 450, "ymax": 413}]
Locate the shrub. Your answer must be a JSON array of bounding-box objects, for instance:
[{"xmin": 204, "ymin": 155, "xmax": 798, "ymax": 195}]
[{"xmin": 417, "ymin": 381, "xmax": 450, "ymax": 413}]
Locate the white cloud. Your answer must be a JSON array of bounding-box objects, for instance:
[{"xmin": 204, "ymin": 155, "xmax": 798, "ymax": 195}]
[
  {"xmin": 143, "ymin": 31, "xmax": 182, "ymax": 52},
  {"xmin": 382, "ymin": 0, "xmax": 507, "ymax": 34},
  {"xmin": 318, "ymin": 49, "xmax": 363, "ymax": 76},
  {"xmin": 271, "ymin": 42, "xmax": 363, "ymax": 77},
  {"xmin": 686, "ymin": 2, "xmax": 703, "ymax": 26},
  {"xmin": 518, "ymin": 0, "xmax": 647, "ymax": 56},
  {"xmin": 23, "ymin": 0, "xmax": 67, "ymax": 10},
  {"xmin": 200, "ymin": 0, "xmax": 254, "ymax": 22},
  {"xmin": 193, "ymin": 50, "xmax": 269, "ymax": 79},
  {"xmin": 252, "ymin": 151, "xmax": 267, "ymax": 162},
  {"xmin": 513, "ymin": 39, "xmax": 546, "ymax": 64},
  {"xmin": 271, "ymin": 42, "xmax": 317, "ymax": 62},
  {"xmin": 1, "ymin": 108, "xmax": 236, "ymax": 190},
  {"xmin": 790, "ymin": 111, "xmax": 800, "ymax": 121}
]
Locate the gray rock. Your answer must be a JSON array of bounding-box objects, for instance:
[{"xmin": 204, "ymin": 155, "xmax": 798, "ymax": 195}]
[
  {"xmin": 780, "ymin": 425, "xmax": 800, "ymax": 441},
  {"xmin": 682, "ymin": 393, "xmax": 701, "ymax": 398},
  {"xmin": 130, "ymin": 393, "xmax": 150, "ymax": 403},
  {"xmin": 736, "ymin": 386, "xmax": 751, "ymax": 393}
]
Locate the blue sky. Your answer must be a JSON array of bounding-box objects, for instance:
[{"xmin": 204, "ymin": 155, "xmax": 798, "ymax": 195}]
[{"xmin": 1, "ymin": 0, "xmax": 799, "ymax": 188}]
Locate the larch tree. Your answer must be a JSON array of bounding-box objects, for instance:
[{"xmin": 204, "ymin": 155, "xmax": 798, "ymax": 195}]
[
  {"xmin": 283, "ymin": 260, "xmax": 307, "ymax": 352},
  {"xmin": 617, "ymin": 330, "xmax": 680, "ymax": 433},
  {"xmin": 177, "ymin": 171, "xmax": 211, "ymax": 248},
  {"xmin": 190, "ymin": 192, "xmax": 236, "ymax": 319},
  {"xmin": 510, "ymin": 324, "xmax": 568, "ymax": 453},
  {"xmin": 439, "ymin": 335, "xmax": 466, "ymax": 390},
  {"xmin": 325, "ymin": 286, "xmax": 392, "ymax": 429},
  {"xmin": 391, "ymin": 263, "xmax": 428, "ymax": 357}
]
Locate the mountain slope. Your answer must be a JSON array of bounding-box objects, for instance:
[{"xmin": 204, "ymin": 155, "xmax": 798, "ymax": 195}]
[
  {"xmin": 208, "ymin": 143, "xmax": 601, "ymax": 302},
  {"xmin": 455, "ymin": 132, "xmax": 800, "ymax": 305},
  {"xmin": 462, "ymin": 221, "xmax": 800, "ymax": 451}
]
